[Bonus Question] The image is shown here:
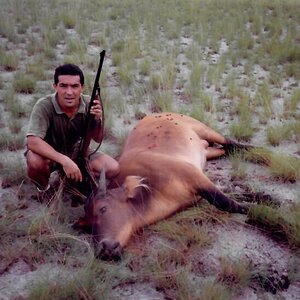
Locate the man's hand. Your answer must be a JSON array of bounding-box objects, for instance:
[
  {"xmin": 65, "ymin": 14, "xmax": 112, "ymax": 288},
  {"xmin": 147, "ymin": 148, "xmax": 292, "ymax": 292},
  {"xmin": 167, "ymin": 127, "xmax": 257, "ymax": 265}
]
[
  {"xmin": 90, "ymin": 98, "xmax": 102, "ymax": 121},
  {"xmin": 60, "ymin": 155, "xmax": 83, "ymax": 182}
]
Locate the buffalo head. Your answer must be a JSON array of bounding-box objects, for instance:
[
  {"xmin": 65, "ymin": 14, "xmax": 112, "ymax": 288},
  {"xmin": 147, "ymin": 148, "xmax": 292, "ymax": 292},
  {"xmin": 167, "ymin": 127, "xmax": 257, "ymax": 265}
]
[{"xmin": 75, "ymin": 175, "xmax": 151, "ymax": 260}]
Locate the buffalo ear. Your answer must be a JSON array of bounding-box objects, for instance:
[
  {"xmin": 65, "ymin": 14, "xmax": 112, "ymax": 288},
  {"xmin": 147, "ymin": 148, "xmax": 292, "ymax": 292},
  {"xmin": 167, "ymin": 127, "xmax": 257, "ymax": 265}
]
[
  {"xmin": 73, "ymin": 217, "xmax": 92, "ymax": 233},
  {"xmin": 123, "ymin": 176, "xmax": 150, "ymax": 200}
]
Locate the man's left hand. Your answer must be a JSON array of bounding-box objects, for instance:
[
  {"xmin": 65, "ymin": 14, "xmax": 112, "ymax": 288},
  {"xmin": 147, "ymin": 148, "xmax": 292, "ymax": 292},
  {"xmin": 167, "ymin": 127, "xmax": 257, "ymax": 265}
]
[{"xmin": 90, "ymin": 99, "xmax": 102, "ymax": 121}]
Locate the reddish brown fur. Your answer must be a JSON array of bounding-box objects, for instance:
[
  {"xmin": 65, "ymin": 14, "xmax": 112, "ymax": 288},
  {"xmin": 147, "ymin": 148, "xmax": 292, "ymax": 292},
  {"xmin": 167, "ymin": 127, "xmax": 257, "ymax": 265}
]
[{"xmin": 78, "ymin": 113, "xmax": 249, "ymax": 259}]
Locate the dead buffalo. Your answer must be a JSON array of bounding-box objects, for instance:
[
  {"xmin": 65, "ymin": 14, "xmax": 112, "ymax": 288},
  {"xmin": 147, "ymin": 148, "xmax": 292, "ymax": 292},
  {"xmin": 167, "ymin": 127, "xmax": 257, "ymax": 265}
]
[{"xmin": 76, "ymin": 112, "xmax": 252, "ymax": 259}]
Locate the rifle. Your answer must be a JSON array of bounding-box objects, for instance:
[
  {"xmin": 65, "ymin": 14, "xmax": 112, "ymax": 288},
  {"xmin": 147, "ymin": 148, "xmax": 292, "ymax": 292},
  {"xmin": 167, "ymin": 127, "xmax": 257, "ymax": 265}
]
[
  {"xmin": 80, "ymin": 50, "xmax": 106, "ymax": 158},
  {"xmin": 74, "ymin": 50, "xmax": 106, "ymax": 196}
]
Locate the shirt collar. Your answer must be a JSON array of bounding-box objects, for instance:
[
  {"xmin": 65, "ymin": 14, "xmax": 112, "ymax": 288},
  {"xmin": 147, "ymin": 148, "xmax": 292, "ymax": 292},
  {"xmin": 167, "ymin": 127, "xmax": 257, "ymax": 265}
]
[{"xmin": 51, "ymin": 93, "xmax": 86, "ymax": 114}]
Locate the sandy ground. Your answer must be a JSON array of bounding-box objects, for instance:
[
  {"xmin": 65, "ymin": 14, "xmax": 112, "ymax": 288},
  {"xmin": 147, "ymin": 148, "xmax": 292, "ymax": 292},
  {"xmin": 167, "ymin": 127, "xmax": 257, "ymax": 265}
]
[{"xmin": 0, "ymin": 12, "xmax": 299, "ymax": 300}]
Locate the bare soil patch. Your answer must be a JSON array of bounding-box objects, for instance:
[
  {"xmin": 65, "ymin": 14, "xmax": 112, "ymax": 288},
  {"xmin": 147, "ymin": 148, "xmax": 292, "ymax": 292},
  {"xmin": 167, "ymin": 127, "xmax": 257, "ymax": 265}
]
[{"xmin": 0, "ymin": 1, "xmax": 299, "ymax": 299}]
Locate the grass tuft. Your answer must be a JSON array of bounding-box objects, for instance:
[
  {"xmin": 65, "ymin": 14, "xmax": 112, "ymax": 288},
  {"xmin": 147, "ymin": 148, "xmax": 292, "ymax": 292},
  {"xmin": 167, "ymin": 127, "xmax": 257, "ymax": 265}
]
[
  {"xmin": 0, "ymin": 47, "xmax": 19, "ymax": 71},
  {"xmin": 245, "ymin": 148, "xmax": 300, "ymax": 182},
  {"xmin": 266, "ymin": 124, "xmax": 293, "ymax": 146},
  {"xmin": 13, "ymin": 73, "xmax": 37, "ymax": 94},
  {"xmin": 217, "ymin": 257, "xmax": 253, "ymax": 291},
  {"xmin": 247, "ymin": 204, "xmax": 300, "ymax": 248}
]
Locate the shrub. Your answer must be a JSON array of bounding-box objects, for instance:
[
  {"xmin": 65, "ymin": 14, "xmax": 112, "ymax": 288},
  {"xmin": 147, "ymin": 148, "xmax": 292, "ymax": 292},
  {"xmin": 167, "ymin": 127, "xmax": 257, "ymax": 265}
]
[
  {"xmin": 0, "ymin": 47, "xmax": 19, "ymax": 71},
  {"xmin": 13, "ymin": 73, "xmax": 36, "ymax": 94}
]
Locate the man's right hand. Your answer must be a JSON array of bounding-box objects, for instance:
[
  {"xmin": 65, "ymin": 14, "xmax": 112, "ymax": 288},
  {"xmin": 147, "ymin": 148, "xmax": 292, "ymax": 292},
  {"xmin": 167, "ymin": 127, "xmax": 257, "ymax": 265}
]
[{"xmin": 60, "ymin": 155, "xmax": 83, "ymax": 182}]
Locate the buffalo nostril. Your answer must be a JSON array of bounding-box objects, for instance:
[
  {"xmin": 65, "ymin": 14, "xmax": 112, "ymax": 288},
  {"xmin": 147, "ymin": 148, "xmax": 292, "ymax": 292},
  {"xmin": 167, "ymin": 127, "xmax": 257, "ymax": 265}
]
[
  {"xmin": 111, "ymin": 241, "xmax": 120, "ymax": 250},
  {"xmin": 96, "ymin": 240, "xmax": 122, "ymax": 261}
]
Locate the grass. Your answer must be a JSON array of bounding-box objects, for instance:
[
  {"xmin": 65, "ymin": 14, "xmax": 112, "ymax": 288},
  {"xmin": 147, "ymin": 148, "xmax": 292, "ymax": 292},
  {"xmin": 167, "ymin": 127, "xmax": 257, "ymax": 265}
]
[
  {"xmin": 230, "ymin": 154, "xmax": 248, "ymax": 181},
  {"xmin": 150, "ymin": 90, "xmax": 174, "ymax": 112},
  {"xmin": 0, "ymin": 165, "xmax": 25, "ymax": 191},
  {"xmin": 245, "ymin": 148, "xmax": 300, "ymax": 182},
  {"xmin": 13, "ymin": 73, "xmax": 37, "ymax": 94},
  {"xmin": 266, "ymin": 123, "xmax": 294, "ymax": 146},
  {"xmin": 229, "ymin": 121, "xmax": 255, "ymax": 142},
  {"xmin": 217, "ymin": 257, "xmax": 253, "ymax": 292},
  {"xmin": 29, "ymin": 261, "xmax": 113, "ymax": 300},
  {"xmin": 0, "ymin": 47, "xmax": 19, "ymax": 71},
  {"xmin": 150, "ymin": 217, "xmax": 211, "ymax": 250},
  {"xmin": 254, "ymin": 81, "xmax": 273, "ymax": 119},
  {"xmin": 284, "ymin": 88, "xmax": 300, "ymax": 118},
  {"xmin": 247, "ymin": 204, "xmax": 300, "ymax": 248},
  {"xmin": 26, "ymin": 61, "xmax": 48, "ymax": 81},
  {"xmin": 139, "ymin": 58, "xmax": 151, "ymax": 76},
  {"xmin": 199, "ymin": 280, "xmax": 232, "ymax": 300},
  {"xmin": 0, "ymin": 0, "xmax": 299, "ymax": 298}
]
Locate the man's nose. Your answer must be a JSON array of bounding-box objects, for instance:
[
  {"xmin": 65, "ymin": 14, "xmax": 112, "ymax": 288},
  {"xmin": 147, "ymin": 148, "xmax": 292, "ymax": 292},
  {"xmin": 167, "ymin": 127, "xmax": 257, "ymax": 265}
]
[{"xmin": 66, "ymin": 86, "xmax": 73, "ymax": 94}]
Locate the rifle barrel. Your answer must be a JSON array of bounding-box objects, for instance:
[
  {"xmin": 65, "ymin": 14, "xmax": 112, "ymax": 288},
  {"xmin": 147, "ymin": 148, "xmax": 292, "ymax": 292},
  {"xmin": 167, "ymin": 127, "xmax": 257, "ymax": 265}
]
[{"xmin": 79, "ymin": 50, "xmax": 106, "ymax": 157}]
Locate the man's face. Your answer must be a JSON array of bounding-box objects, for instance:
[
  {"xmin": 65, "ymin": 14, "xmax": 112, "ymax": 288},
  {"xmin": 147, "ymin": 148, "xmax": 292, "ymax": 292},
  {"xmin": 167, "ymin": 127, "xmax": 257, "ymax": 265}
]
[{"xmin": 53, "ymin": 75, "xmax": 84, "ymax": 112}]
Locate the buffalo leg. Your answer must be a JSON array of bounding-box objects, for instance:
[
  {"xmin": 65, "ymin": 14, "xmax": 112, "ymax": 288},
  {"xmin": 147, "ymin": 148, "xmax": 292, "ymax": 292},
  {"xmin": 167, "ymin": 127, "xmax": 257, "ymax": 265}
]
[
  {"xmin": 223, "ymin": 138, "xmax": 254, "ymax": 156},
  {"xmin": 196, "ymin": 176, "xmax": 249, "ymax": 214}
]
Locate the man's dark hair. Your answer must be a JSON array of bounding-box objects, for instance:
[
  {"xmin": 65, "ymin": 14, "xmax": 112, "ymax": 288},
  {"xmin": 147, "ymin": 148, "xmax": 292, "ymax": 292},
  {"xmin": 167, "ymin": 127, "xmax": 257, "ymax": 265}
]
[{"xmin": 54, "ymin": 64, "xmax": 85, "ymax": 85}]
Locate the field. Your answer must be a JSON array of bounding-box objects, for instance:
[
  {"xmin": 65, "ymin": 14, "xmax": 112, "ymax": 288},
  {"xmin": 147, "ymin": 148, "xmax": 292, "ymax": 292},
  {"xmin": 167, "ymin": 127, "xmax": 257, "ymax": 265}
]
[{"xmin": 0, "ymin": 0, "xmax": 300, "ymax": 299}]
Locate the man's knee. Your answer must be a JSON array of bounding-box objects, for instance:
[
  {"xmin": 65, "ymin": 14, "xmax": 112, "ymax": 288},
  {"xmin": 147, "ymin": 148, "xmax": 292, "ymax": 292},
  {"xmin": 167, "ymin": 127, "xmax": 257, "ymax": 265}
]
[
  {"xmin": 106, "ymin": 157, "xmax": 120, "ymax": 178},
  {"xmin": 26, "ymin": 151, "xmax": 50, "ymax": 176}
]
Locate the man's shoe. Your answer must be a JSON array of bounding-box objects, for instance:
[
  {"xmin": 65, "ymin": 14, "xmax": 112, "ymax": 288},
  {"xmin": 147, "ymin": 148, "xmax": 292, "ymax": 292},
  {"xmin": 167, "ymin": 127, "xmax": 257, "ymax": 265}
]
[{"xmin": 36, "ymin": 185, "xmax": 57, "ymax": 204}]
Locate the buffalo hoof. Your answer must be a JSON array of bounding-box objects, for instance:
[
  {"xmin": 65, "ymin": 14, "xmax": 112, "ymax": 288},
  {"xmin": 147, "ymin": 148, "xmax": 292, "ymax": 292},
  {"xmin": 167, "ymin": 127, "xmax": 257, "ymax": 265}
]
[
  {"xmin": 95, "ymin": 239, "xmax": 123, "ymax": 261},
  {"xmin": 238, "ymin": 203, "xmax": 251, "ymax": 214}
]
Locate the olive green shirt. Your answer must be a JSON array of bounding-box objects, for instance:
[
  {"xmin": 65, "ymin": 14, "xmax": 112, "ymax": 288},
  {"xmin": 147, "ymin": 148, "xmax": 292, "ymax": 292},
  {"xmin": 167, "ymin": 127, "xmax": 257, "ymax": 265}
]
[{"xmin": 27, "ymin": 93, "xmax": 95, "ymax": 156}]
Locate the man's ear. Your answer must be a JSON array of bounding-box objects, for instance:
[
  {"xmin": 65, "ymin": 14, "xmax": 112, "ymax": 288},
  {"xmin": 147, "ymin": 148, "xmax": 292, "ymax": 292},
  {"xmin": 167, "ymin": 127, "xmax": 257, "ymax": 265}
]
[{"xmin": 123, "ymin": 176, "xmax": 150, "ymax": 200}]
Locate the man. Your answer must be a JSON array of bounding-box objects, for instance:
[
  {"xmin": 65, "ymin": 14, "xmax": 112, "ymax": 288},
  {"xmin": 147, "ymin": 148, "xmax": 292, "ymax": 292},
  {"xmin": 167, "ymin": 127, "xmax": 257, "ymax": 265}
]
[{"xmin": 25, "ymin": 64, "xmax": 120, "ymax": 202}]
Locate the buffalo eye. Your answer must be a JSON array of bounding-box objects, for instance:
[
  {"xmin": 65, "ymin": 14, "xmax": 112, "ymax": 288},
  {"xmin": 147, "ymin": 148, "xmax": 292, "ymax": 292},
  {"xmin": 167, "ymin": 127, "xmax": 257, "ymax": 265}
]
[{"xmin": 99, "ymin": 206, "xmax": 107, "ymax": 214}]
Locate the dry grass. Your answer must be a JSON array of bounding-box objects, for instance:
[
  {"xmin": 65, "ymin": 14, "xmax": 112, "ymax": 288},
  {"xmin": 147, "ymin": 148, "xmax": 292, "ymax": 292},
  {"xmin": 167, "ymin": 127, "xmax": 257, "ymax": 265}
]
[
  {"xmin": 245, "ymin": 148, "xmax": 300, "ymax": 182},
  {"xmin": 0, "ymin": 0, "xmax": 299, "ymax": 298},
  {"xmin": 247, "ymin": 204, "xmax": 300, "ymax": 248}
]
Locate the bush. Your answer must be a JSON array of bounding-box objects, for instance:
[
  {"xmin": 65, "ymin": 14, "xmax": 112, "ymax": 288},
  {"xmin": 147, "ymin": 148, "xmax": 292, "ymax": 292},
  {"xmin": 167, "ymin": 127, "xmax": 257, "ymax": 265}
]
[{"xmin": 13, "ymin": 73, "xmax": 36, "ymax": 94}]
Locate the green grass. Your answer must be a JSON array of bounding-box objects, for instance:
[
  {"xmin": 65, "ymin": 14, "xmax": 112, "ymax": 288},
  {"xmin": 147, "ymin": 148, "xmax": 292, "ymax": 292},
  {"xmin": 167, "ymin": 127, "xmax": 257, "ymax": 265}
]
[
  {"xmin": 254, "ymin": 81, "xmax": 273, "ymax": 119},
  {"xmin": 0, "ymin": 47, "xmax": 19, "ymax": 71},
  {"xmin": 0, "ymin": 0, "xmax": 299, "ymax": 298},
  {"xmin": 229, "ymin": 121, "xmax": 255, "ymax": 142},
  {"xmin": 150, "ymin": 217, "xmax": 211, "ymax": 250},
  {"xmin": 230, "ymin": 154, "xmax": 248, "ymax": 181},
  {"xmin": 150, "ymin": 90, "xmax": 174, "ymax": 113},
  {"xmin": 139, "ymin": 58, "xmax": 151, "ymax": 76},
  {"xmin": 266, "ymin": 123, "xmax": 294, "ymax": 146},
  {"xmin": 0, "ymin": 131, "xmax": 25, "ymax": 152},
  {"xmin": 247, "ymin": 204, "xmax": 300, "ymax": 248},
  {"xmin": 284, "ymin": 88, "xmax": 300, "ymax": 118},
  {"xmin": 245, "ymin": 148, "xmax": 300, "ymax": 182},
  {"xmin": 217, "ymin": 257, "xmax": 253, "ymax": 292},
  {"xmin": 29, "ymin": 261, "xmax": 113, "ymax": 300},
  {"xmin": 13, "ymin": 73, "xmax": 37, "ymax": 94},
  {"xmin": 199, "ymin": 280, "xmax": 232, "ymax": 300}
]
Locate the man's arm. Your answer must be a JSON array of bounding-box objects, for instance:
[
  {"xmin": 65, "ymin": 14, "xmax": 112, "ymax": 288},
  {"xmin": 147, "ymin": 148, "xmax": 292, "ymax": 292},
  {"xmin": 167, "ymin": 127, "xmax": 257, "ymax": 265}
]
[{"xmin": 27, "ymin": 135, "xmax": 83, "ymax": 182}]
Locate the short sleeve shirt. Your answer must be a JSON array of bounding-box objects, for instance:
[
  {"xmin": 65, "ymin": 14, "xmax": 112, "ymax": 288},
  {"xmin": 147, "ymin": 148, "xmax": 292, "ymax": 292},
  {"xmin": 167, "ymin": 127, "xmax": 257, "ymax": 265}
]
[{"xmin": 27, "ymin": 93, "xmax": 89, "ymax": 156}]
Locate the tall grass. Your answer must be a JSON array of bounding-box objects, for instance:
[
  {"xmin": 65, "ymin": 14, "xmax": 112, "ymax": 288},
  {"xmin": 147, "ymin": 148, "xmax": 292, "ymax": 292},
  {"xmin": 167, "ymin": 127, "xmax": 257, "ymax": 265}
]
[
  {"xmin": 13, "ymin": 73, "xmax": 37, "ymax": 94},
  {"xmin": 245, "ymin": 148, "xmax": 300, "ymax": 182},
  {"xmin": 0, "ymin": 0, "xmax": 299, "ymax": 298},
  {"xmin": 0, "ymin": 47, "xmax": 19, "ymax": 70},
  {"xmin": 266, "ymin": 123, "xmax": 294, "ymax": 146},
  {"xmin": 217, "ymin": 257, "xmax": 253, "ymax": 292},
  {"xmin": 247, "ymin": 204, "xmax": 300, "ymax": 248}
]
